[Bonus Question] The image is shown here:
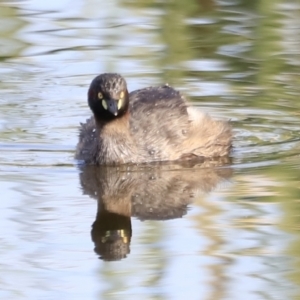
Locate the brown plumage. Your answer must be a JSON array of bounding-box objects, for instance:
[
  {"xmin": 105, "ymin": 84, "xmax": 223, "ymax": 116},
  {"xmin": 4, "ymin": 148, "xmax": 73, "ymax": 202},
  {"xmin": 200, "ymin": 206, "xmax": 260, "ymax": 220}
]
[{"xmin": 76, "ymin": 73, "xmax": 232, "ymax": 165}]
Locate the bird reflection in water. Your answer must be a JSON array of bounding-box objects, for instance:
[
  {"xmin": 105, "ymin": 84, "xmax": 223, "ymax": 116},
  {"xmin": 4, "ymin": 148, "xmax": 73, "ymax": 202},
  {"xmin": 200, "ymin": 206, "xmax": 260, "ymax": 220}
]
[{"xmin": 78, "ymin": 158, "xmax": 232, "ymax": 261}]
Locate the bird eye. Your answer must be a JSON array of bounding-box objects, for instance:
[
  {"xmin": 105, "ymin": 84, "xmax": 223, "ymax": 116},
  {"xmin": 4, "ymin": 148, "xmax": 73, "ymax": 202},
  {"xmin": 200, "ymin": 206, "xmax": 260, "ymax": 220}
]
[
  {"xmin": 120, "ymin": 91, "xmax": 124, "ymax": 98},
  {"xmin": 98, "ymin": 92, "xmax": 103, "ymax": 99}
]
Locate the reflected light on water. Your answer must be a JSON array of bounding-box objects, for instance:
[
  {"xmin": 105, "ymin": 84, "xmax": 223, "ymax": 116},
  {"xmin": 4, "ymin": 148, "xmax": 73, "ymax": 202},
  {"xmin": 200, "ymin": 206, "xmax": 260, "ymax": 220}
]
[{"xmin": 0, "ymin": 0, "xmax": 300, "ymax": 299}]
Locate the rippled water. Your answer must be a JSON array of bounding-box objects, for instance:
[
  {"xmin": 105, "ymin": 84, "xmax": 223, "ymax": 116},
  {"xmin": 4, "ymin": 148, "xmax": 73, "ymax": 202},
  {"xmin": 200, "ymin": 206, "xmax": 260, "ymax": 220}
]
[{"xmin": 1, "ymin": 0, "xmax": 300, "ymax": 299}]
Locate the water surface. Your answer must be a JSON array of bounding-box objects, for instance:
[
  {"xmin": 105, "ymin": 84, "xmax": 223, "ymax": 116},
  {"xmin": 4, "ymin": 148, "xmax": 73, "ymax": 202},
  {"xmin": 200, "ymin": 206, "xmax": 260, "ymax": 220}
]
[{"xmin": 1, "ymin": 0, "xmax": 300, "ymax": 299}]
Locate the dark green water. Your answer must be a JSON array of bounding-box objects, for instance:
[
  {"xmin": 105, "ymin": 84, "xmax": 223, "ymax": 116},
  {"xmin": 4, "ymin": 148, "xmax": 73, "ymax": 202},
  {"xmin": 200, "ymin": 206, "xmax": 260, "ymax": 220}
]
[{"xmin": 1, "ymin": 0, "xmax": 300, "ymax": 299}]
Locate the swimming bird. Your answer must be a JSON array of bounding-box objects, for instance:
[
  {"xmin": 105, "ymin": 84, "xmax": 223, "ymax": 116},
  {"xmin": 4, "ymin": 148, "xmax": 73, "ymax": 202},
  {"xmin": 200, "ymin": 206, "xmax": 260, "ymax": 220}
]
[{"xmin": 76, "ymin": 73, "xmax": 232, "ymax": 165}]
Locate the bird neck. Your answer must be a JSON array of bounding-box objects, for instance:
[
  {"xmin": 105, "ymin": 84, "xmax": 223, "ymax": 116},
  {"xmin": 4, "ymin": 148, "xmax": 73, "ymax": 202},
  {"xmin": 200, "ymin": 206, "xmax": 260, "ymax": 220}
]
[{"xmin": 95, "ymin": 110, "xmax": 130, "ymax": 134}]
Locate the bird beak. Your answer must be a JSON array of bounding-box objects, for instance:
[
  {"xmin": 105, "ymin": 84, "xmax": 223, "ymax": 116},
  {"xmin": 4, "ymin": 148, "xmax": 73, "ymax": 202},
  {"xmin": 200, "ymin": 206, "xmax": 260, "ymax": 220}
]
[{"xmin": 105, "ymin": 99, "xmax": 119, "ymax": 116}]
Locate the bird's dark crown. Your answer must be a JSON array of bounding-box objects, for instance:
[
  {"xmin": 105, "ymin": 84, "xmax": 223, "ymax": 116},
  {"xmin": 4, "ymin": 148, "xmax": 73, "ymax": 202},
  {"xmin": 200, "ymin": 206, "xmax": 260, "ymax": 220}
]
[{"xmin": 88, "ymin": 73, "xmax": 129, "ymax": 122}]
